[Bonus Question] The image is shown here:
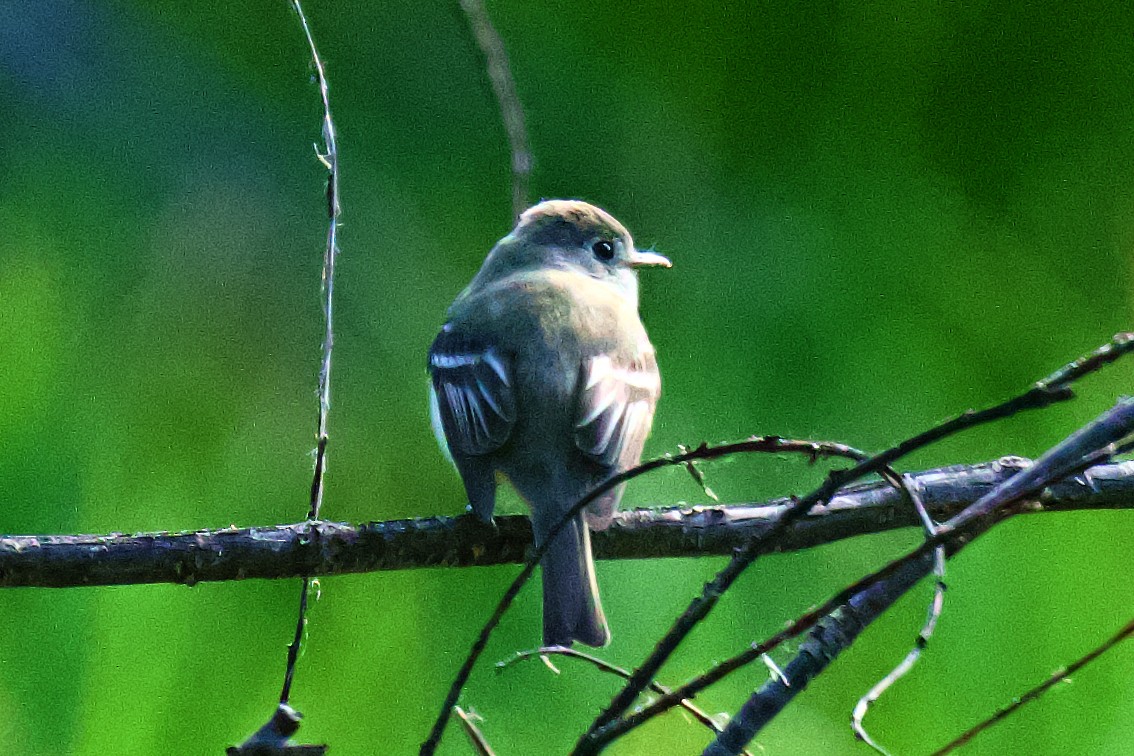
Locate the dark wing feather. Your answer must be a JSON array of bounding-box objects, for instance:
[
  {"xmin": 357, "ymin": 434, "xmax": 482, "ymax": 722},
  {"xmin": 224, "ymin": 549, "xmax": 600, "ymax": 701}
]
[{"xmin": 428, "ymin": 329, "xmax": 516, "ymax": 457}]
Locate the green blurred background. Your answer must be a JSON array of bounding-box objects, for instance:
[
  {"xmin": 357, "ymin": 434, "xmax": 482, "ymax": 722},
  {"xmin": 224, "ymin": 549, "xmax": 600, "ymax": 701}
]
[{"xmin": 1, "ymin": 0, "xmax": 1132, "ymax": 753}]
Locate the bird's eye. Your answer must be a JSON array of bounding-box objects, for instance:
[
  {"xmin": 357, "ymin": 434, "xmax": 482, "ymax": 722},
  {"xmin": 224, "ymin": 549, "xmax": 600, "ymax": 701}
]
[{"xmin": 592, "ymin": 240, "xmax": 616, "ymax": 261}]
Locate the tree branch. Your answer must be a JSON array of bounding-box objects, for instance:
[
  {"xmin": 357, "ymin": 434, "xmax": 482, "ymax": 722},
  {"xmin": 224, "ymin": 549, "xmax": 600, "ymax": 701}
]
[
  {"xmin": 1, "ymin": 457, "xmax": 1130, "ymax": 589},
  {"xmin": 700, "ymin": 398, "xmax": 1134, "ymax": 756}
]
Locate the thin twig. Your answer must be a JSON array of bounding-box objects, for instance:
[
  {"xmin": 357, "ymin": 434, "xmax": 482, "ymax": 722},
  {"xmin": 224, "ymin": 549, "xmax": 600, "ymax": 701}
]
[
  {"xmin": 227, "ymin": 3, "xmax": 337, "ymax": 751},
  {"xmin": 679, "ymin": 444, "xmax": 721, "ymax": 502},
  {"xmin": 930, "ymin": 616, "xmax": 1134, "ymax": 755},
  {"xmin": 420, "ymin": 437, "xmax": 904, "ymax": 754},
  {"xmin": 497, "ymin": 647, "xmax": 756, "ymax": 756},
  {"xmin": 851, "ymin": 476, "xmax": 946, "ymax": 755},
  {"xmin": 454, "ymin": 706, "xmax": 497, "ymax": 756},
  {"xmin": 282, "ymin": 0, "xmax": 341, "ymax": 709},
  {"xmin": 458, "ymin": 0, "xmax": 531, "ymax": 219},
  {"xmin": 577, "ymin": 334, "xmax": 1134, "ymax": 753},
  {"xmin": 599, "ymin": 398, "xmax": 1134, "ymax": 752},
  {"xmin": 652, "ymin": 446, "xmax": 1134, "ymax": 752},
  {"xmin": 295, "ymin": 1, "xmax": 340, "ymax": 524},
  {"xmin": 703, "ymin": 552, "xmax": 937, "ymax": 756}
]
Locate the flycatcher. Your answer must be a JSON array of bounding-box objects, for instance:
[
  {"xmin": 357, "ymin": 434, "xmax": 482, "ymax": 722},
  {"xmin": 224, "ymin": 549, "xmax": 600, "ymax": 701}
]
[{"xmin": 428, "ymin": 199, "xmax": 669, "ymax": 647}]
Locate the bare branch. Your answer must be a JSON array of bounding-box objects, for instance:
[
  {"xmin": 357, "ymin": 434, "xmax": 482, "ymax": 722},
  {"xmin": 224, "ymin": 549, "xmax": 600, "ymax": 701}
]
[
  {"xmin": 577, "ymin": 334, "xmax": 1134, "ymax": 753},
  {"xmin": 278, "ymin": 0, "xmax": 342, "ymax": 712},
  {"xmin": 702, "ymin": 551, "xmax": 937, "ymax": 756},
  {"xmin": 700, "ymin": 400, "xmax": 1134, "ymax": 754},
  {"xmin": 852, "ymin": 475, "xmax": 946, "ymax": 755},
  {"xmin": 601, "ymin": 398, "xmax": 1134, "ymax": 753},
  {"xmin": 458, "ymin": 0, "xmax": 532, "ymax": 219},
  {"xmin": 0, "ymin": 458, "xmax": 1131, "ymax": 588},
  {"xmin": 454, "ymin": 706, "xmax": 497, "ymax": 756},
  {"xmin": 234, "ymin": 4, "xmax": 341, "ymax": 752},
  {"xmin": 930, "ymin": 615, "xmax": 1134, "ymax": 755},
  {"xmin": 498, "ymin": 647, "xmax": 755, "ymax": 756}
]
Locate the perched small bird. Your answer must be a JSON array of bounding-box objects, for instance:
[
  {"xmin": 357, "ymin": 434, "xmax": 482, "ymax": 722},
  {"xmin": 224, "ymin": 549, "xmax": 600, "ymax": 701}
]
[{"xmin": 428, "ymin": 200, "xmax": 669, "ymax": 647}]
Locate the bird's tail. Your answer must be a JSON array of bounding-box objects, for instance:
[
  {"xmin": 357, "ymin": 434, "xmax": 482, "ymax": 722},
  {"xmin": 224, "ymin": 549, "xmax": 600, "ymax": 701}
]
[{"xmin": 538, "ymin": 512, "xmax": 610, "ymax": 647}]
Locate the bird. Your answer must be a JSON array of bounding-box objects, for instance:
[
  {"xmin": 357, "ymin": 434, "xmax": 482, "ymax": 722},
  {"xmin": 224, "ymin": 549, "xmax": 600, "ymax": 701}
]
[{"xmin": 427, "ymin": 199, "xmax": 669, "ymax": 647}]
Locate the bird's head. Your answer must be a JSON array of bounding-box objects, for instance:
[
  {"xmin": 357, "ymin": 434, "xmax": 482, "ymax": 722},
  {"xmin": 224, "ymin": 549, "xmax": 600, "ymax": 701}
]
[{"xmin": 474, "ymin": 200, "xmax": 670, "ymax": 301}]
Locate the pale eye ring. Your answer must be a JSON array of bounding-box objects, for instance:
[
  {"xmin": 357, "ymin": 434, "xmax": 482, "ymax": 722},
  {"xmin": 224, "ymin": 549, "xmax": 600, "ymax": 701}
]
[{"xmin": 592, "ymin": 239, "xmax": 616, "ymax": 261}]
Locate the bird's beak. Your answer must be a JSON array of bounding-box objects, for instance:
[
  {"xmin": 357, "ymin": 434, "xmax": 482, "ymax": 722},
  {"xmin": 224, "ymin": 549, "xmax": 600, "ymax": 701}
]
[{"xmin": 630, "ymin": 248, "xmax": 672, "ymax": 268}]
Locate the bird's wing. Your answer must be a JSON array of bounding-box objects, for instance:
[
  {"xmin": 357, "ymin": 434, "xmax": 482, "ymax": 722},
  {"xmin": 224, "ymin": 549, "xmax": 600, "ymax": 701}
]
[
  {"xmin": 428, "ymin": 329, "xmax": 516, "ymax": 457},
  {"xmin": 573, "ymin": 352, "xmax": 660, "ymax": 471}
]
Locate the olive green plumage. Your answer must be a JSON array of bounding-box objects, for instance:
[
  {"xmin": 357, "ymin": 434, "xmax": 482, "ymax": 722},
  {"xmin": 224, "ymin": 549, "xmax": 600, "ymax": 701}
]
[{"xmin": 429, "ymin": 199, "xmax": 668, "ymax": 647}]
